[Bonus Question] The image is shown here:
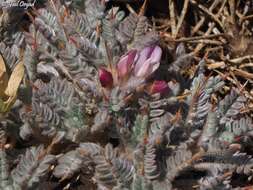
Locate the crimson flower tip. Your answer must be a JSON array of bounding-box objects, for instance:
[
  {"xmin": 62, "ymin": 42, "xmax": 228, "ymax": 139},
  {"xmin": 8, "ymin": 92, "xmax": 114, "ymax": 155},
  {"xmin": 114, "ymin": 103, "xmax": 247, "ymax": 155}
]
[
  {"xmin": 99, "ymin": 68, "xmax": 113, "ymax": 88},
  {"xmin": 150, "ymin": 80, "xmax": 169, "ymax": 94}
]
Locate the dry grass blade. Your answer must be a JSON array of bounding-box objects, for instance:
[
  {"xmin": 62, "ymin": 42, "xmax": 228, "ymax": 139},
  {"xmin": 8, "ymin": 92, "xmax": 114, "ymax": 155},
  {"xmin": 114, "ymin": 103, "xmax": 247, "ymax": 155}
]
[
  {"xmin": 175, "ymin": 0, "xmax": 189, "ymax": 37},
  {"xmin": 0, "ymin": 54, "xmax": 6, "ymax": 77},
  {"xmin": 169, "ymin": 0, "xmax": 177, "ymax": 38},
  {"xmin": 230, "ymin": 67, "xmax": 253, "ymax": 80},
  {"xmin": 0, "ymin": 55, "xmax": 8, "ymax": 97},
  {"xmin": 5, "ymin": 61, "xmax": 24, "ymax": 97},
  {"xmin": 190, "ymin": 0, "xmax": 225, "ymax": 31}
]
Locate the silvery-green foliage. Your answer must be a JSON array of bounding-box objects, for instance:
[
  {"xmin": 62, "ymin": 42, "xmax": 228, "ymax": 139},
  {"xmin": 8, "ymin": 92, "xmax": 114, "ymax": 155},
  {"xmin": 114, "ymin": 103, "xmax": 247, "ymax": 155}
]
[
  {"xmin": 118, "ymin": 14, "xmax": 146, "ymax": 44},
  {"xmin": 186, "ymin": 75, "xmax": 211, "ymax": 128},
  {"xmin": 20, "ymin": 77, "xmax": 86, "ymax": 139},
  {"xmin": 19, "ymin": 122, "xmax": 34, "ymax": 140},
  {"xmin": 117, "ymin": 13, "xmax": 159, "ymax": 50},
  {"xmin": 168, "ymin": 43, "xmax": 193, "ymax": 72},
  {"xmin": 133, "ymin": 16, "xmax": 149, "ymax": 41},
  {"xmin": 29, "ymin": 101, "xmax": 60, "ymax": 136},
  {"xmin": 150, "ymin": 112, "xmax": 174, "ymax": 136},
  {"xmin": 37, "ymin": 62, "xmax": 59, "ymax": 77},
  {"xmin": 23, "ymin": 45, "xmax": 38, "ymax": 81},
  {"xmin": 34, "ymin": 13, "xmax": 62, "ymax": 47},
  {"xmin": 67, "ymin": 3, "xmax": 123, "ymax": 56},
  {"xmin": 10, "ymin": 31, "xmax": 25, "ymax": 48},
  {"xmin": 152, "ymin": 180, "xmax": 172, "ymax": 190},
  {"xmin": 68, "ymin": 13, "xmax": 98, "ymax": 41},
  {"xmin": 218, "ymin": 131, "xmax": 235, "ymax": 144},
  {"xmin": 0, "ymin": 130, "xmax": 7, "ymax": 146},
  {"xmin": 36, "ymin": 8, "xmax": 67, "ymax": 43},
  {"xmin": 66, "ymin": 11, "xmax": 104, "ymax": 58},
  {"xmin": 198, "ymin": 111, "xmax": 219, "ymax": 149},
  {"xmin": 168, "ymin": 81, "xmax": 181, "ymax": 96},
  {"xmin": 131, "ymin": 174, "xmax": 153, "ymax": 190},
  {"xmin": 59, "ymin": 42, "xmax": 96, "ymax": 78},
  {"xmin": 11, "ymin": 145, "xmax": 55, "ymax": 189},
  {"xmin": 224, "ymin": 116, "xmax": 253, "ymax": 136},
  {"xmin": 218, "ymin": 89, "xmax": 247, "ymax": 124},
  {"xmin": 84, "ymin": 0, "xmax": 105, "ymax": 26},
  {"xmin": 150, "ymin": 108, "xmax": 165, "ymax": 119},
  {"xmin": 106, "ymin": 7, "xmax": 125, "ymax": 23},
  {"xmin": 131, "ymin": 32, "xmax": 160, "ymax": 50},
  {"xmin": 77, "ymin": 37, "xmax": 104, "ymax": 66},
  {"xmin": 101, "ymin": 18, "xmax": 122, "ymax": 55},
  {"xmin": 33, "ymin": 77, "xmax": 75, "ymax": 108},
  {"xmin": 79, "ymin": 142, "xmax": 103, "ymax": 157},
  {"xmin": 199, "ymin": 175, "xmax": 232, "ymax": 190},
  {"xmin": 196, "ymin": 59, "xmax": 206, "ymax": 75},
  {"xmin": 193, "ymin": 150, "xmax": 253, "ymax": 175},
  {"xmin": 0, "ymin": 42, "xmax": 18, "ymax": 70},
  {"xmin": 37, "ymin": 9, "xmax": 59, "ymax": 32},
  {"xmin": 91, "ymin": 108, "xmax": 111, "ymax": 133},
  {"xmin": 25, "ymin": 25, "xmax": 58, "ymax": 62},
  {"xmin": 206, "ymin": 138, "xmax": 228, "ymax": 152},
  {"xmin": 205, "ymin": 75, "xmax": 225, "ymax": 94},
  {"xmin": 195, "ymin": 150, "xmax": 233, "ymax": 164},
  {"xmin": 101, "ymin": 7, "xmax": 125, "ymax": 55},
  {"xmin": 166, "ymin": 146, "xmax": 192, "ymax": 181},
  {"xmin": 139, "ymin": 95, "xmax": 178, "ymax": 131},
  {"xmin": 109, "ymin": 87, "xmax": 128, "ymax": 112},
  {"xmin": 144, "ymin": 142, "xmax": 160, "ymax": 180},
  {"xmin": 93, "ymin": 144, "xmax": 134, "ymax": 188},
  {"xmin": 111, "ymin": 156, "xmax": 135, "ymax": 186},
  {"xmin": 130, "ymin": 114, "xmax": 148, "ymax": 147},
  {"xmin": 0, "ymin": 150, "xmax": 21, "ymax": 190},
  {"xmin": 53, "ymin": 150, "xmax": 84, "ymax": 179},
  {"xmin": 186, "ymin": 74, "xmax": 224, "ymax": 128},
  {"xmin": 63, "ymin": 104, "xmax": 88, "ymax": 141}
]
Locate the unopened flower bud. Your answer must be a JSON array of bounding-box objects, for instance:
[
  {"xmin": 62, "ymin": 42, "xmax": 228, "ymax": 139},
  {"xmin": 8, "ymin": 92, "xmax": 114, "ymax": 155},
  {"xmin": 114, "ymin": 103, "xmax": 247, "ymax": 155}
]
[
  {"xmin": 150, "ymin": 80, "xmax": 169, "ymax": 94},
  {"xmin": 99, "ymin": 68, "xmax": 113, "ymax": 88},
  {"xmin": 117, "ymin": 50, "xmax": 138, "ymax": 78},
  {"xmin": 134, "ymin": 45, "xmax": 162, "ymax": 77}
]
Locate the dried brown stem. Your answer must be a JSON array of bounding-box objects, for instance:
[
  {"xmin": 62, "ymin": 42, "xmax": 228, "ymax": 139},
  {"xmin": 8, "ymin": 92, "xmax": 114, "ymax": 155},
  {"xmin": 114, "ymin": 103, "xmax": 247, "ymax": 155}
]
[
  {"xmin": 228, "ymin": 0, "xmax": 236, "ymax": 23},
  {"xmin": 230, "ymin": 67, "xmax": 253, "ymax": 80},
  {"xmin": 175, "ymin": 0, "xmax": 190, "ymax": 37},
  {"xmin": 190, "ymin": 0, "xmax": 224, "ymax": 31},
  {"xmin": 164, "ymin": 33, "xmax": 226, "ymax": 42},
  {"xmin": 126, "ymin": 4, "xmax": 137, "ymax": 15},
  {"xmin": 169, "ymin": 0, "xmax": 177, "ymax": 37},
  {"xmin": 191, "ymin": 0, "xmax": 221, "ymax": 35},
  {"xmin": 242, "ymin": 14, "xmax": 253, "ymax": 22},
  {"xmin": 186, "ymin": 39, "xmax": 223, "ymax": 45},
  {"xmin": 192, "ymin": 22, "xmax": 215, "ymax": 55},
  {"xmin": 139, "ymin": 0, "xmax": 148, "ymax": 16},
  {"xmin": 191, "ymin": 16, "xmax": 205, "ymax": 35},
  {"xmin": 214, "ymin": 69, "xmax": 237, "ymax": 86}
]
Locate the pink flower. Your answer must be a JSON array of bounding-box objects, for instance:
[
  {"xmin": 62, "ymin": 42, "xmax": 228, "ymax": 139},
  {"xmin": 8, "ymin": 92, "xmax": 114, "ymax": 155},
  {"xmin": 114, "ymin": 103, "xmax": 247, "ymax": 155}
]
[
  {"xmin": 150, "ymin": 80, "xmax": 169, "ymax": 94},
  {"xmin": 99, "ymin": 68, "xmax": 113, "ymax": 88},
  {"xmin": 117, "ymin": 50, "xmax": 138, "ymax": 78},
  {"xmin": 134, "ymin": 45, "xmax": 162, "ymax": 77}
]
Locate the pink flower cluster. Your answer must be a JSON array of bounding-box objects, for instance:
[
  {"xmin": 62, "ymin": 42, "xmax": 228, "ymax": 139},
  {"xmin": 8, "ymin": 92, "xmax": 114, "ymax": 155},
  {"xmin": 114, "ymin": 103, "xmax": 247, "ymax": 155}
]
[{"xmin": 99, "ymin": 45, "xmax": 169, "ymax": 94}]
